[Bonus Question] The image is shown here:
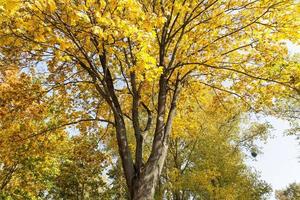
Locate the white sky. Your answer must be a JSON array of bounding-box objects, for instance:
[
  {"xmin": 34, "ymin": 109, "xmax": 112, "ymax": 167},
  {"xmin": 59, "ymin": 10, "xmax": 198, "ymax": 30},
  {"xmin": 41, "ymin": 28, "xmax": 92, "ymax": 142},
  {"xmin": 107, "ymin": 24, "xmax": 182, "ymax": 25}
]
[
  {"xmin": 286, "ymin": 41, "xmax": 300, "ymax": 55},
  {"xmin": 247, "ymin": 117, "xmax": 300, "ymax": 200}
]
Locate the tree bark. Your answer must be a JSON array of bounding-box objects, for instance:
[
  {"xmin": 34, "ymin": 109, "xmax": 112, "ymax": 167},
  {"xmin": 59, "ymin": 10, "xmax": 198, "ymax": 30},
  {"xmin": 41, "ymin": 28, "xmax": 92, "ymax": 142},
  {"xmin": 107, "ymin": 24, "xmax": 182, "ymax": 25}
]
[
  {"xmin": 131, "ymin": 145, "xmax": 168, "ymax": 200},
  {"xmin": 129, "ymin": 76, "xmax": 181, "ymax": 200}
]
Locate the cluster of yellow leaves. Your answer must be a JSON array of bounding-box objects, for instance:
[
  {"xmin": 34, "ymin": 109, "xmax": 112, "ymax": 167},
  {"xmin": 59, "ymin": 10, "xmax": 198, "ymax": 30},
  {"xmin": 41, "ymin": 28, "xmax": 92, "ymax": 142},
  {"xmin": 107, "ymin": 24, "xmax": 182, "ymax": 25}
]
[
  {"xmin": 0, "ymin": 0, "xmax": 298, "ymax": 114},
  {"xmin": 0, "ymin": 0, "xmax": 19, "ymax": 16},
  {"xmin": 0, "ymin": 70, "xmax": 45, "ymax": 158},
  {"xmin": 0, "ymin": 0, "xmax": 166, "ymax": 82},
  {"xmin": 0, "ymin": 69, "xmax": 70, "ymax": 198}
]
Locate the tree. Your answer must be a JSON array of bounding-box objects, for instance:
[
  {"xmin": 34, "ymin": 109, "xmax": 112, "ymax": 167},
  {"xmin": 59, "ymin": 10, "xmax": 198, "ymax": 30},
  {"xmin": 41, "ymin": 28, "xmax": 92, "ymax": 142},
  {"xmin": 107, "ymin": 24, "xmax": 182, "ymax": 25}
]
[
  {"xmin": 158, "ymin": 85, "xmax": 272, "ymax": 200},
  {"xmin": 100, "ymin": 84, "xmax": 273, "ymax": 200},
  {"xmin": 276, "ymin": 183, "xmax": 300, "ymax": 200},
  {"xmin": 0, "ymin": 68, "xmax": 111, "ymax": 199},
  {"xmin": 47, "ymin": 134, "xmax": 111, "ymax": 200},
  {"xmin": 0, "ymin": 0, "xmax": 299, "ymax": 199},
  {"xmin": 0, "ymin": 69, "xmax": 70, "ymax": 199}
]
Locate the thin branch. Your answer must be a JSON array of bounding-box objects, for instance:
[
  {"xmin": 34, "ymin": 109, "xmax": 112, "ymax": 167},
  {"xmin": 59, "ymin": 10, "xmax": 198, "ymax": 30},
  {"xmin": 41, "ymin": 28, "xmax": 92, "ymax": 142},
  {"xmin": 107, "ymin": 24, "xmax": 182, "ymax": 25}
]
[{"xmin": 16, "ymin": 118, "xmax": 114, "ymax": 142}]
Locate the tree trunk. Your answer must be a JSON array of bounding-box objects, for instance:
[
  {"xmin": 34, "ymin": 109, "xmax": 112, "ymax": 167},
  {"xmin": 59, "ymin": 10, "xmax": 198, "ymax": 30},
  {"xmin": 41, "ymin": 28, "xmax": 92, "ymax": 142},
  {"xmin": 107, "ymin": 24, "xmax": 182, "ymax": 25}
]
[
  {"xmin": 131, "ymin": 144, "xmax": 168, "ymax": 200},
  {"xmin": 132, "ymin": 172, "xmax": 159, "ymax": 200},
  {"xmin": 128, "ymin": 76, "xmax": 181, "ymax": 200}
]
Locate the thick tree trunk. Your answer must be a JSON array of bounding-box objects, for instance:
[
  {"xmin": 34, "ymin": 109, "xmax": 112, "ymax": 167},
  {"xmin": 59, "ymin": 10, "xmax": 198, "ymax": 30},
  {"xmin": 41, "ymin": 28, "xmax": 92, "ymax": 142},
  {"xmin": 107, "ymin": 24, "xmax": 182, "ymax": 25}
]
[
  {"xmin": 132, "ymin": 172, "xmax": 158, "ymax": 200},
  {"xmin": 128, "ymin": 76, "xmax": 180, "ymax": 200},
  {"xmin": 131, "ymin": 145, "xmax": 168, "ymax": 200}
]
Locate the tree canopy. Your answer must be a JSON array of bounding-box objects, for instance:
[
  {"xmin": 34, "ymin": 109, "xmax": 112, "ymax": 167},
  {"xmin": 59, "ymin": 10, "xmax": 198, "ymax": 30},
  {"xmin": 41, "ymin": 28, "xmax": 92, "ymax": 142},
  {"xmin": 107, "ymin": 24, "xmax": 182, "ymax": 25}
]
[{"xmin": 0, "ymin": 0, "xmax": 299, "ymax": 199}]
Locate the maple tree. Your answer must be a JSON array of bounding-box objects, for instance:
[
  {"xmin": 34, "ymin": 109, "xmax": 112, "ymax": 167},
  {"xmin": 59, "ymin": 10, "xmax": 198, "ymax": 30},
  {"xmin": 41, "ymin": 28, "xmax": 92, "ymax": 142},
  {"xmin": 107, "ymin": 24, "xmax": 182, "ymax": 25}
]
[
  {"xmin": 0, "ymin": 68, "xmax": 69, "ymax": 199},
  {"xmin": 0, "ymin": 0, "xmax": 299, "ymax": 199},
  {"xmin": 0, "ymin": 68, "xmax": 111, "ymax": 199}
]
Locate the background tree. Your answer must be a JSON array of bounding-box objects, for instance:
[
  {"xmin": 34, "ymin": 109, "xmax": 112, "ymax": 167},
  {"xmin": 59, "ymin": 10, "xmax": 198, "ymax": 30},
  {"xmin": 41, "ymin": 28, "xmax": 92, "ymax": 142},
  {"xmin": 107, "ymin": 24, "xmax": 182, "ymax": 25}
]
[
  {"xmin": 47, "ymin": 134, "xmax": 111, "ymax": 200},
  {"xmin": 0, "ymin": 68, "xmax": 112, "ymax": 199},
  {"xmin": 158, "ymin": 85, "xmax": 272, "ymax": 200},
  {"xmin": 0, "ymin": 69, "xmax": 70, "ymax": 199},
  {"xmin": 276, "ymin": 183, "xmax": 300, "ymax": 200}
]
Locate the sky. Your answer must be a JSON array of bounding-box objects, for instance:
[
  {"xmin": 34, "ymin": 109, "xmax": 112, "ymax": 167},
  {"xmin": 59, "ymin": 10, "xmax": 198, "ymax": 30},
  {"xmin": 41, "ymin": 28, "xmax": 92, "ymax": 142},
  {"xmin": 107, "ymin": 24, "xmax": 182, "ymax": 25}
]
[
  {"xmin": 286, "ymin": 41, "xmax": 300, "ymax": 55},
  {"xmin": 246, "ymin": 42, "xmax": 300, "ymax": 200},
  {"xmin": 247, "ymin": 117, "xmax": 299, "ymax": 200}
]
